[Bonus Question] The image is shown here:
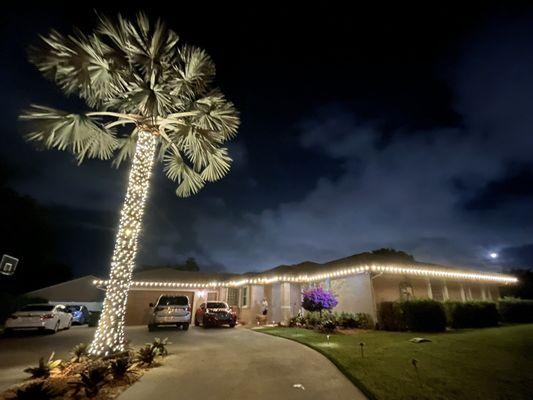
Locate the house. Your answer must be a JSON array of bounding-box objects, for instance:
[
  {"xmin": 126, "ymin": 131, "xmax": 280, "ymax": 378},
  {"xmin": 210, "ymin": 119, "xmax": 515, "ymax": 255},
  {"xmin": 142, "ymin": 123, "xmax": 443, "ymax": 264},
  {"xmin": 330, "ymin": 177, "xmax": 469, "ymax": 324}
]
[
  {"xmin": 92, "ymin": 252, "xmax": 517, "ymax": 326},
  {"xmin": 26, "ymin": 275, "xmax": 105, "ymax": 312}
]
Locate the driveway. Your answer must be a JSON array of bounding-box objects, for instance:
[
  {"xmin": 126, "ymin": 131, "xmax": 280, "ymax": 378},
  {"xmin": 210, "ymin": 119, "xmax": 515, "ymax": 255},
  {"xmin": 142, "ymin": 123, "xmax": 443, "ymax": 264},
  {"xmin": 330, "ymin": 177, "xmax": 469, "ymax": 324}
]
[{"xmin": 0, "ymin": 326, "xmax": 366, "ymax": 400}]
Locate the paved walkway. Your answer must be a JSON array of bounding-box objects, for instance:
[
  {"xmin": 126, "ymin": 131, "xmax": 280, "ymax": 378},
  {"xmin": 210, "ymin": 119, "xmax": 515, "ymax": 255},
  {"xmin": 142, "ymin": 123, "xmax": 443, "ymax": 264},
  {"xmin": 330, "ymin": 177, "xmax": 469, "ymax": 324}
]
[{"xmin": 0, "ymin": 325, "xmax": 366, "ymax": 399}]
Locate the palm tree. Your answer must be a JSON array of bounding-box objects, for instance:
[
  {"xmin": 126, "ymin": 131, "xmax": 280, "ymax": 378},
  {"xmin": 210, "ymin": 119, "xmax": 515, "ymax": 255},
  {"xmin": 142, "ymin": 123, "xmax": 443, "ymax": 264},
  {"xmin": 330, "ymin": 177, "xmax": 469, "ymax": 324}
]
[{"xmin": 20, "ymin": 13, "xmax": 240, "ymax": 356}]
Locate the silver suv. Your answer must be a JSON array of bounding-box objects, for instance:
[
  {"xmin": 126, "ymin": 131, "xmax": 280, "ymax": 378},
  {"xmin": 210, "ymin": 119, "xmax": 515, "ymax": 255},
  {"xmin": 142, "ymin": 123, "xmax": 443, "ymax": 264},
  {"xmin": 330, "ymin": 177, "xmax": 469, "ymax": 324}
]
[{"xmin": 148, "ymin": 295, "xmax": 191, "ymax": 331}]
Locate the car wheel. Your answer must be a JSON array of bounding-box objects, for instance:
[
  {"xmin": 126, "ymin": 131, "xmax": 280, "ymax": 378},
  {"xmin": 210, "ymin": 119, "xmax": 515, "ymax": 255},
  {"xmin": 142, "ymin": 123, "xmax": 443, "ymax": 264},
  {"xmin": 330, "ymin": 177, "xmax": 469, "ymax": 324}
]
[
  {"xmin": 229, "ymin": 322, "xmax": 236, "ymax": 328},
  {"xmin": 148, "ymin": 324, "xmax": 156, "ymax": 332},
  {"xmin": 203, "ymin": 321, "xmax": 209, "ymax": 329},
  {"xmin": 3, "ymin": 328, "xmax": 13, "ymax": 336},
  {"xmin": 48, "ymin": 321, "xmax": 59, "ymax": 334},
  {"xmin": 194, "ymin": 318, "xmax": 199, "ymax": 327},
  {"xmin": 182, "ymin": 323, "xmax": 189, "ymax": 331},
  {"xmin": 65, "ymin": 319, "xmax": 72, "ymax": 330}
]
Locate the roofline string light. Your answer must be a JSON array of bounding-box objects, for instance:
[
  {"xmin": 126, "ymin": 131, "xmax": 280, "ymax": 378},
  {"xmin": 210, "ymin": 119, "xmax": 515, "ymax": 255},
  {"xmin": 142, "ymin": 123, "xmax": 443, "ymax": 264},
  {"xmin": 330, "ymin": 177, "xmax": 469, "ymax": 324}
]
[
  {"xmin": 89, "ymin": 132, "xmax": 157, "ymax": 356},
  {"xmin": 93, "ymin": 263, "xmax": 517, "ymax": 290}
]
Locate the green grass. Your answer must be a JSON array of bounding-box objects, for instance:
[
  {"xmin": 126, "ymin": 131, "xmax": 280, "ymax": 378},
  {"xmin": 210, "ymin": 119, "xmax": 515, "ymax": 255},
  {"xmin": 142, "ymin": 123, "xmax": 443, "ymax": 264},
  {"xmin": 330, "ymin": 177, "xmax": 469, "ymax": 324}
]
[{"xmin": 258, "ymin": 324, "xmax": 533, "ymax": 400}]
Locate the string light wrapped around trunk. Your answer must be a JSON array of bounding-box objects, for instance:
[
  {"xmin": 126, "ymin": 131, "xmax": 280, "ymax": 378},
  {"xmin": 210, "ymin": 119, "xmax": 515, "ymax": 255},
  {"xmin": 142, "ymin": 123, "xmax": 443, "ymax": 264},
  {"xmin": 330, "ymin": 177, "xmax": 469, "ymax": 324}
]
[{"xmin": 89, "ymin": 131, "xmax": 156, "ymax": 356}]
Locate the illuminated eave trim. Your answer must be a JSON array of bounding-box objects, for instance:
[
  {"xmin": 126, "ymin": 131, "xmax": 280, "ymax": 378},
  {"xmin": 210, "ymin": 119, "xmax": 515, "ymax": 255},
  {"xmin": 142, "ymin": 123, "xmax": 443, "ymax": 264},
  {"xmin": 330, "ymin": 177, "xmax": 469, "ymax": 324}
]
[{"xmin": 92, "ymin": 263, "xmax": 518, "ymax": 289}]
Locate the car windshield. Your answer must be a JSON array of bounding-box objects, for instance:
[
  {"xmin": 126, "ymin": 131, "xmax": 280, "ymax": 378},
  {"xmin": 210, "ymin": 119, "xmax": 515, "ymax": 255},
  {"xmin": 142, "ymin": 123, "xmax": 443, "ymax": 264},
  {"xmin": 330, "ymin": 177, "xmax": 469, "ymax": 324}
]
[
  {"xmin": 65, "ymin": 305, "xmax": 81, "ymax": 312},
  {"xmin": 158, "ymin": 296, "xmax": 188, "ymax": 306},
  {"xmin": 207, "ymin": 302, "xmax": 227, "ymax": 309},
  {"xmin": 20, "ymin": 305, "xmax": 54, "ymax": 312}
]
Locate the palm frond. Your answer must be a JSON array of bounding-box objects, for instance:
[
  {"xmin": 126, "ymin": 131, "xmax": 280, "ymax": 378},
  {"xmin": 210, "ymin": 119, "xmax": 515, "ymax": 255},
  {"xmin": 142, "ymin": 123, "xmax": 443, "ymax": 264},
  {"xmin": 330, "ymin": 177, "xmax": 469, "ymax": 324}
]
[
  {"xmin": 193, "ymin": 91, "xmax": 240, "ymax": 140},
  {"xmin": 200, "ymin": 147, "xmax": 232, "ymax": 182},
  {"xmin": 20, "ymin": 105, "xmax": 118, "ymax": 164},
  {"xmin": 171, "ymin": 45, "xmax": 215, "ymax": 99},
  {"xmin": 163, "ymin": 150, "xmax": 205, "ymax": 197},
  {"xmin": 29, "ymin": 30, "xmax": 128, "ymax": 107},
  {"xmin": 112, "ymin": 129, "xmax": 139, "ymax": 168}
]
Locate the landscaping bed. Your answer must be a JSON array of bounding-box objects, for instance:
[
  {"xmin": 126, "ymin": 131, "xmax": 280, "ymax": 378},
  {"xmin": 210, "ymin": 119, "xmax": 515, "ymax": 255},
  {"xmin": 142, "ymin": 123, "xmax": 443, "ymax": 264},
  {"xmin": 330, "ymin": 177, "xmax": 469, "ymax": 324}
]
[
  {"xmin": 0, "ymin": 338, "xmax": 170, "ymax": 400},
  {"xmin": 258, "ymin": 324, "xmax": 533, "ymax": 400}
]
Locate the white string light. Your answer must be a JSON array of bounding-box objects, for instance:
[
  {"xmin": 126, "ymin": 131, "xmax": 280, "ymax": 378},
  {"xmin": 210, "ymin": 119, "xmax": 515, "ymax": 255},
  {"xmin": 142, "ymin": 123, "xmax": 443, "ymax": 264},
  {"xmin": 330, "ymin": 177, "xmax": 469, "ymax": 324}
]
[
  {"xmin": 93, "ymin": 263, "xmax": 517, "ymax": 293},
  {"xmin": 89, "ymin": 131, "xmax": 157, "ymax": 356}
]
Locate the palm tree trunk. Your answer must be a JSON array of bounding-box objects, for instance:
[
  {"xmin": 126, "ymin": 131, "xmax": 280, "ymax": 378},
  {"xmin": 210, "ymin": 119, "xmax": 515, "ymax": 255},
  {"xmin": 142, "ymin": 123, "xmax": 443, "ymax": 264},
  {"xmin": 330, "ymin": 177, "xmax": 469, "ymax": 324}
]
[{"xmin": 89, "ymin": 131, "xmax": 157, "ymax": 356}]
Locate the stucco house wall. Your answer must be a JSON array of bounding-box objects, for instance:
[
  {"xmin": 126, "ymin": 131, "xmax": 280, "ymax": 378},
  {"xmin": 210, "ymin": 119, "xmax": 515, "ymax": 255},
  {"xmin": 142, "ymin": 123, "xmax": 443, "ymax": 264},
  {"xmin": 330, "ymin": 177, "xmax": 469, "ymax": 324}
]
[{"xmin": 330, "ymin": 273, "xmax": 376, "ymax": 322}]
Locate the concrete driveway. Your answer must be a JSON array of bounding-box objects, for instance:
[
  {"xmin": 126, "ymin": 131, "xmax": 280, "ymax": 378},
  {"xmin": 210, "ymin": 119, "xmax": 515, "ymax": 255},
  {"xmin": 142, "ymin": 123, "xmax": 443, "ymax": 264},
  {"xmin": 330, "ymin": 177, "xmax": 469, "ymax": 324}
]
[{"xmin": 0, "ymin": 325, "xmax": 366, "ymax": 400}]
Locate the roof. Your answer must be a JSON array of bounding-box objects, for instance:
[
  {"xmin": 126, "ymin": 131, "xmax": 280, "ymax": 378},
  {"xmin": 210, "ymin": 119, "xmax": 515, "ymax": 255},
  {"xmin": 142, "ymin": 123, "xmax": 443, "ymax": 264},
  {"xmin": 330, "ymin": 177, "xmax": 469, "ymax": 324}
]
[
  {"xmin": 92, "ymin": 251, "xmax": 517, "ymax": 289},
  {"xmin": 133, "ymin": 268, "xmax": 238, "ymax": 283},
  {"xmin": 26, "ymin": 275, "xmax": 105, "ymax": 302}
]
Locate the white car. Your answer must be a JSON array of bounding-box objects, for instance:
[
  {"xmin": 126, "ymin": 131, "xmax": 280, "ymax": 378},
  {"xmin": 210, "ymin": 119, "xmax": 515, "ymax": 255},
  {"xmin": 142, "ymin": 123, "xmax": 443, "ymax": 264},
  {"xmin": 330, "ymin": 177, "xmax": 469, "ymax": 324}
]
[{"xmin": 4, "ymin": 304, "xmax": 72, "ymax": 334}]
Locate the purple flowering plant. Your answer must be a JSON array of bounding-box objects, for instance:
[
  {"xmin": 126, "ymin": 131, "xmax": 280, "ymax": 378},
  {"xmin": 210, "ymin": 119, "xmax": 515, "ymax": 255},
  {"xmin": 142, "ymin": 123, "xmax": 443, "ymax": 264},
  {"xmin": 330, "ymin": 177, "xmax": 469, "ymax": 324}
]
[{"xmin": 302, "ymin": 287, "xmax": 338, "ymax": 313}]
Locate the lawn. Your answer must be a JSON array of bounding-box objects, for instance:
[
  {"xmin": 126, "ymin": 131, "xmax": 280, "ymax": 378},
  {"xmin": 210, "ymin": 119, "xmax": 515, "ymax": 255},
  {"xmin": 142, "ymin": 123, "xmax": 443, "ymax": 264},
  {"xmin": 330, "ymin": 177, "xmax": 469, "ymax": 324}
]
[{"xmin": 258, "ymin": 324, "xmax": 533, "ymax": 400}]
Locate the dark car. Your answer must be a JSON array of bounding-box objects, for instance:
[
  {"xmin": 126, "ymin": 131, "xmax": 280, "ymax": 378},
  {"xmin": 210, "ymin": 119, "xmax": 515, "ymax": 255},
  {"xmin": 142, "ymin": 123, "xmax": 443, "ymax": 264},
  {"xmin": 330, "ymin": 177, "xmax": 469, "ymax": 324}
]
[
  {"xmin": 65, "ymin": 305, "xmax": 90, "ymax": 325},
  {"xmin": 194, "ymin": 301, "xmax": 237, "ymax": 328}
]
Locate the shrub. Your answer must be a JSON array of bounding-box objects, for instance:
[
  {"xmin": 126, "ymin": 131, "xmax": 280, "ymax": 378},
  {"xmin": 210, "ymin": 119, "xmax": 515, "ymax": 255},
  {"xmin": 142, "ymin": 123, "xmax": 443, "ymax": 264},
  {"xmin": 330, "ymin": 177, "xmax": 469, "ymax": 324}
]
[
  {"xmin": 401, "ymin": 300, "xmax": 447, "ymax": 332},
  {"xmin": 498, "ymin": 298, "xmax": 533, "ymax": 323},
  {"xmin": 148, "ymin": 337, "xmax": 170, "ymax": 357},
  {"xmin": 70, "ymin": 343, "xmax": 89, "ymax": 363},
  {"xmin": 336, "ymin": 312, "xmax": 358, "ymax": 328},
  {"xmin": 318, "ymin": 319, "xmax": 337, "ymax": 334},
  {"xmin": 110, "ymin": 356, "xmax": 138, "ymax": 380},
  {"xmin": 136, "ymin": 345, "xmax": 157, "ymax": 365},
  {"xmin": 303, "ymin": 311, "xmax": 322, "ymax": 328},
  {"xmin": 355, "ymin": 313, "xmax": 374, "ymax": 329},
  {"xmin": 378, "ymin": 301, "xmax": 406, "ymax": 331},
  {"xmin": 23, "ymin": 353, "xmax": 62, "ymax": 379},
  {"xmin": 334, "ymin": 312, "xmax": 374, "ymax": 329},
  {"xmin": 302, "ymin": 287, "xmax": 338, "ymax": 313},
  {"xmin": 288, "ymin": 313, "xmax": 305, "ymax": 327},
  {"xmin": 446, "ymin": 301, "xmax": 499, "ymax": 328},
  {"xmin": 15, "ymin": 381, "xmax": 62, "ymax": 400},
  {"xmin": 71, "ymin": 364, "xmax": 108, "ymax": 398}
]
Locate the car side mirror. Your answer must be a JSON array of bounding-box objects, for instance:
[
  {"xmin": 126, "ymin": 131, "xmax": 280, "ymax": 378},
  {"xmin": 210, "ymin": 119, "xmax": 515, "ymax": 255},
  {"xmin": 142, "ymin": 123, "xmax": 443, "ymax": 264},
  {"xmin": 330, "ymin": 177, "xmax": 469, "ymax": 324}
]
[{"xmin": 149, "ymin": 303, "xmax": 154, "ymax": 307}]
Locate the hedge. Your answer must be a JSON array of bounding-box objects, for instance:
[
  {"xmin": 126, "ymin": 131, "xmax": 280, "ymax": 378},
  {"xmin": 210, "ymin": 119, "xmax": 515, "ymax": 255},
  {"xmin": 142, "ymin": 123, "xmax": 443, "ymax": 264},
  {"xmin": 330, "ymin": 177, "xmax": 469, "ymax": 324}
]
[
  {"xmin": 445, "ymin": 301, "xmax": 499, "ymax": 328},
  {"xmin": 379, "ymin": 298, "xmax": 533, "ymax": 332},
  {"xmin": 498, "ymin": 298, "xmax": 533, "ymax": 323},
  {"xmin": 401, "ymin": 299, "xmax": 447, "ymax": 332},
  {"xmin": 377, "ymin": 301, "xmax": 406, "ymax": 331}
]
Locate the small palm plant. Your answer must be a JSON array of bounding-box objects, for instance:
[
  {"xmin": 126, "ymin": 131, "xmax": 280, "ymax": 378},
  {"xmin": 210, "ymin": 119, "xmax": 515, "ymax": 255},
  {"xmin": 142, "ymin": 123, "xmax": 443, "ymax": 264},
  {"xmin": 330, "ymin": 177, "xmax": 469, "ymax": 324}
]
[
  {"xmin": 148, "ymin": 337, "xmax": 170, "ymax": 357},
  {"xmin": 23, "ymin": 353, "xmax": 62, "ymax": 379},
  {"xmin": 70, "ymin": 343, "xmax": 89, "ymax": 363},
  {"xmin": 21, "ymin": 13, "xmax": 240, "ymax": 356},
  {"xmin": 15, "ymin": 381, "xmax": 62, "ymax": 400}
]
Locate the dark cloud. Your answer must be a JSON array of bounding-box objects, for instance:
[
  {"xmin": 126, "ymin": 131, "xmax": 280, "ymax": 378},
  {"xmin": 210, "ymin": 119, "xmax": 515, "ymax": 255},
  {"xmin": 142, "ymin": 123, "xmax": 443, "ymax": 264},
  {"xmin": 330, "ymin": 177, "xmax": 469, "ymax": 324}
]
[
  {"xmin": 500, "ymin": 243, "xmax": 533, "ymax": 268},
  {"xmin": 3, "ymin": 4, "xmax": 533, "ymax": 277},
  {"xmin": 464, "ymin": 164, "xmax": 533, "ymax": 211}
]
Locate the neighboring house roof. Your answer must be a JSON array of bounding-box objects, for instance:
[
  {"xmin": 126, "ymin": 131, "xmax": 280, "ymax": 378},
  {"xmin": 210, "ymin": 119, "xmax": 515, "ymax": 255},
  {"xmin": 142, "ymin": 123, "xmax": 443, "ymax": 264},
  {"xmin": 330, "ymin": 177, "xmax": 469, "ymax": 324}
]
[{"xmin": 26, "ymin": 275, "xmax": 105, "ymax": 302}]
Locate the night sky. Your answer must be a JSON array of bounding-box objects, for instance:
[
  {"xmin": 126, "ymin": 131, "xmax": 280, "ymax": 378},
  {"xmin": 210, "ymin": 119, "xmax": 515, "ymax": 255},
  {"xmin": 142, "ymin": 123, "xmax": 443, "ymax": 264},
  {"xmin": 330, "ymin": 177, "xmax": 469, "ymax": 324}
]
[{"xmin": 2, "ymin": 2, "xmax": 533, "ymax": 278}]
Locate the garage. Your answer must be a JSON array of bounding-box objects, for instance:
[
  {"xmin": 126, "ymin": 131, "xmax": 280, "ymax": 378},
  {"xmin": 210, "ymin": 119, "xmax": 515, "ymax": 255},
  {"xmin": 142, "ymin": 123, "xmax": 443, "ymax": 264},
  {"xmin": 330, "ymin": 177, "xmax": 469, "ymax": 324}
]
[{"xmin": 125, "ymin": 290, "xmax": 195, "ymax": 325}]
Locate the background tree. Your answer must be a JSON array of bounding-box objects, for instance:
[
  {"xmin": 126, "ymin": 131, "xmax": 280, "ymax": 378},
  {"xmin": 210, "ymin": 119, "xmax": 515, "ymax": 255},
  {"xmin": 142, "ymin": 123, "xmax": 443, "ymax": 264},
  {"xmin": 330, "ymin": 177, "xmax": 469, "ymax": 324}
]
[
  {"xmin": 302, "ymin": 287, "xmax": 338, "ymax": 314},
  {"xmin": 183, "ymin": 257, "xmax": 199, "ymax": 271},
  {"xmin": 500, "ymin": 269, "xmax": 533, "ymax": 299},
  {"xmin": 21, "ymin": 13, "xmax": 239, "ymax": 355}
]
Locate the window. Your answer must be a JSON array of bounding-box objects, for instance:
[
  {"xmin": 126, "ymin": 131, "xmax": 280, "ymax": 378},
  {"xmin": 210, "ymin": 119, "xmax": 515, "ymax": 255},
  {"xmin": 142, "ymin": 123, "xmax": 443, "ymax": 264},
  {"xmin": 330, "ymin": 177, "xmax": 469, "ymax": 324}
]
[
  {"xmin": 241, "ymin": 286, "xmax": 249, "ymax": 307},
  {"xmin": 227, "ymin": 288, "xmax": 239, "ymax": 306},
  {"xmin": 207, "ymin": 292, "xmax": 217, "ymax": 301},
  {"xmin": 157, "ymin": 296, "xmax": 189, "ymax": 306},
  {"xmin": 430, "ymin": 280, "xmax": 444, "ymax": 301},
  {"xmin": 399, "ymin": 282, "xmax": 414, "ymax": 301}
]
